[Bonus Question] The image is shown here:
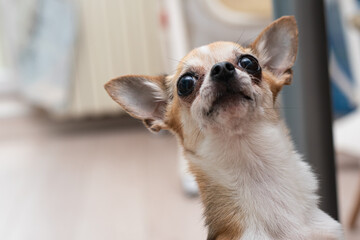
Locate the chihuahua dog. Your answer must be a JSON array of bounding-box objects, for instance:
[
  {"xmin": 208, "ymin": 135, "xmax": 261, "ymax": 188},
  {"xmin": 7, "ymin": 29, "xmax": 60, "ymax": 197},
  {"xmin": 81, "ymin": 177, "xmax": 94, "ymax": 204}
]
[{"xmin": 105, "ymin": 16, "xmax": 343, "ymax": 240}]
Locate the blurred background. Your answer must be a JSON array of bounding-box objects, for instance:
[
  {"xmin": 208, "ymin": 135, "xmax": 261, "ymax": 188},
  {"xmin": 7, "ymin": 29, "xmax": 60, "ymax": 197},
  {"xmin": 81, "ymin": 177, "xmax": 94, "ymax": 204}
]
[{"xmin": 0, "ymin": 0, "xmax": 360, "ymax": 239}]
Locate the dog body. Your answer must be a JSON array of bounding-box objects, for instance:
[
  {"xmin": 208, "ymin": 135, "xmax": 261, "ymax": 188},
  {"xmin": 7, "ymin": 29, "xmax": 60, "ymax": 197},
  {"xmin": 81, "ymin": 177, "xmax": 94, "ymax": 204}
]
[{"xmin": 105, "ymin": 16, "xmax": 343, "ymax": 239}]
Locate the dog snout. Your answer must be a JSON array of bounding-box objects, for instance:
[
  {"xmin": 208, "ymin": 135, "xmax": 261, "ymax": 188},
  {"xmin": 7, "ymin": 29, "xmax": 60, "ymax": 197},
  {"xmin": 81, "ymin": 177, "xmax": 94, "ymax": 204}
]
[{"xmin": 210, "ymin": 62, "xmax": 235, "ymax": 81}]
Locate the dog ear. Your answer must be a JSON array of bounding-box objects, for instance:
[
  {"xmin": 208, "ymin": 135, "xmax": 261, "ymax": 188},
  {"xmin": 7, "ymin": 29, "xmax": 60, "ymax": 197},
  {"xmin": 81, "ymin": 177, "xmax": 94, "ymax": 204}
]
[
  {"xmin": 251, "ymin": 16, "xmax": 298, "ymax": 85},
  {"xmin": 105, "ymin": 75, "xmax": 168, "ymax": 132}
]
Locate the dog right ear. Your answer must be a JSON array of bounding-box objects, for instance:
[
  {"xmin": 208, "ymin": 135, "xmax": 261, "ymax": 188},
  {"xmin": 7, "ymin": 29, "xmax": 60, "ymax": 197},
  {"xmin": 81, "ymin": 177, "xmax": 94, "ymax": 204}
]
[
  {"xmin": 104, "ymin": 75, "xmax": 169, "ymax": 132},
  {"xmin": 251, "ymin": 16, "xmax": 298, "ymax": 85}
]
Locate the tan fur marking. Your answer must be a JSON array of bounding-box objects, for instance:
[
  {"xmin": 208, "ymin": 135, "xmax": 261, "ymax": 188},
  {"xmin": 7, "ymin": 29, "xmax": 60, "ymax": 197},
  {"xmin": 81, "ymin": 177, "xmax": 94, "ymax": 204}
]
[
  {"xmin": 189, "ymin": 163, "xmax": 244, "ymax": 240},
  {"xmin": 166, "ymin": 97, "xmax": 184, "ymax": 142},
  {"xmin": 262, "ymin": 71, "xmax": 283, "ymax": 100}
]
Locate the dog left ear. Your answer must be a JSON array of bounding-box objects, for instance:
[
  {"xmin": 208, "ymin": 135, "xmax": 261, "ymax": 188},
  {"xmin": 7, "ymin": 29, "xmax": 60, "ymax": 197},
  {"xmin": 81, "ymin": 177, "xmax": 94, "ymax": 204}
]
[
  {"xmin": 251, "ymin": 16, "xmax": 298, "ymax": 85},
  {"xmin": 104, "ymin": 75, "xmax": 169, "ymax": 132}
]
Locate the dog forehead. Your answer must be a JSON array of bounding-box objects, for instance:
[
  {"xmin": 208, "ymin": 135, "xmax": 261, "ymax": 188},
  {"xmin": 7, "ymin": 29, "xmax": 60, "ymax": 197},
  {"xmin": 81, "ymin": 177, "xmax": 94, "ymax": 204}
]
[{"xmin": 181, "ymin": 42, "xmax": 246, "ymax": 70}]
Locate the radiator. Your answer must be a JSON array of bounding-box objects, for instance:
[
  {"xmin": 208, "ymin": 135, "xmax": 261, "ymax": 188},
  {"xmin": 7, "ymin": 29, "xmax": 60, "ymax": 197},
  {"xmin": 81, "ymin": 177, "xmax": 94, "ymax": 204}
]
[{"xmin": 62, "ymin": 0, "xmax": 167, "ymax": 118}]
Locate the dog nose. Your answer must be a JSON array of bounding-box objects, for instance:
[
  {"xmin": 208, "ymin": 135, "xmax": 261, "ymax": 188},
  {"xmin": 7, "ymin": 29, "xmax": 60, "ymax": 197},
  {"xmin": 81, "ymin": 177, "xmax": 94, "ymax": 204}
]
[{"xmin": 210, "ymin": 62, "xmax": 235, "ymax": 81}]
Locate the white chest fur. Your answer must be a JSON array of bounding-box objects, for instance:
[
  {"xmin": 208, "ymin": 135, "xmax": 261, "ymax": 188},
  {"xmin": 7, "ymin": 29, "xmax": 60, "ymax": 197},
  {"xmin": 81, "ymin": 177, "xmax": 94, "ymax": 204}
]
[{"xmin": 186, "ymin": 122, "xmax": 343, "ymax": 239}]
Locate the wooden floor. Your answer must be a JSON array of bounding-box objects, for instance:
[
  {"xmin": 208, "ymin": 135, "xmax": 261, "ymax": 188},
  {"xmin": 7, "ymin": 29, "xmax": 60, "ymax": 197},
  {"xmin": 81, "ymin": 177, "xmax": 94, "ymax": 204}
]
[{"xmin": 0, "ymin": 114, "xmax": 359, "ymax": 240}]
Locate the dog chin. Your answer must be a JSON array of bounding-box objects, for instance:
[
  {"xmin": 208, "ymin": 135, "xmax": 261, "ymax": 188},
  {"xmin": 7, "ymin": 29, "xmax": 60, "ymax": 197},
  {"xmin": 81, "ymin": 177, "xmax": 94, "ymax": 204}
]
[
  {"xmin": 191, "ymin": 91, "xmax": 255, "ymax": 134},
  {"xmin": 213, "ymin": 107, "xmax": 250, "ymax": 129},
  {"xmin": 195, "ymin": 101, "xmax": 251, "ymax": 135}
]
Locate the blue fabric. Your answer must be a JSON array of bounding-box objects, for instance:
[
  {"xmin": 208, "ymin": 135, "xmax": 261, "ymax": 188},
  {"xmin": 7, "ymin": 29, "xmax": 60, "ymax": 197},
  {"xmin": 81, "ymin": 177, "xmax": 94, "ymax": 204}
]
[{"xmin": 325, "ymin": 0, "xmax": 357, "ymax": 118}]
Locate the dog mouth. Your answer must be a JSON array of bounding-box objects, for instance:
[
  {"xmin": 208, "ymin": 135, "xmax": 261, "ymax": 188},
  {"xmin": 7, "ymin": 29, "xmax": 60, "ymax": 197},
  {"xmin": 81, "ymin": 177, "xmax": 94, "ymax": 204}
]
[{"xmin": 206, "ymin": 90, "xmax": 253, "ymax": 116}]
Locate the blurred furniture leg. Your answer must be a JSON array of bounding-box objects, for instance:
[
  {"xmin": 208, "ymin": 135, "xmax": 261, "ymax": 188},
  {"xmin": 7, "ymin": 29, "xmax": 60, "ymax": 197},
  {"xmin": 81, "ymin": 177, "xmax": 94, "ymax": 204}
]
[
  {"xmin": 179, "ymin": 151, "xmax": 199, "ymax": 196},
  {"xmin": 346, "ymin": 10, "xmax": 360, "ymax": 230},
  {"xmin": 333, "ymin": 110, "xmax": 360, "ymax": 228},
  {"xmin": 349, "ymin": 172, "xmax": 360, "ymax": 228}
]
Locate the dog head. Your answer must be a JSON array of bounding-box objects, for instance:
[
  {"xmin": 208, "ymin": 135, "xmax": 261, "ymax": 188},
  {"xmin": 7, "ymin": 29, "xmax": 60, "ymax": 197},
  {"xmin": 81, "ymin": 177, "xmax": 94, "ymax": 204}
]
[{"xmin": 105, "ymin": 16, "xmax": 298, "ymax": 145}]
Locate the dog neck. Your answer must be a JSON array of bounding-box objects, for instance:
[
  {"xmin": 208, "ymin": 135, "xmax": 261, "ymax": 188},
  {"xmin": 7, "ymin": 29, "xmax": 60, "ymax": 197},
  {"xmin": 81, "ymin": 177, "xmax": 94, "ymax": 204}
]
[{"xmin": 185, "ymin": 121, "xmax": 318, "ymax": 240}]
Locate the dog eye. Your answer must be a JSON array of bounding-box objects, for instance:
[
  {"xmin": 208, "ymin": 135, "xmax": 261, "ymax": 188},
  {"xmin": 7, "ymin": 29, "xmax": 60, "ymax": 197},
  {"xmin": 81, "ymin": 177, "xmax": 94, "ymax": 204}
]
[
  {"xmin": 238, "ymin": 55, "xmax": 261, "ymax": 74},
  {"xmin": 177, "ymin": 75, "xmax": 196, "ymax": 96}
]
